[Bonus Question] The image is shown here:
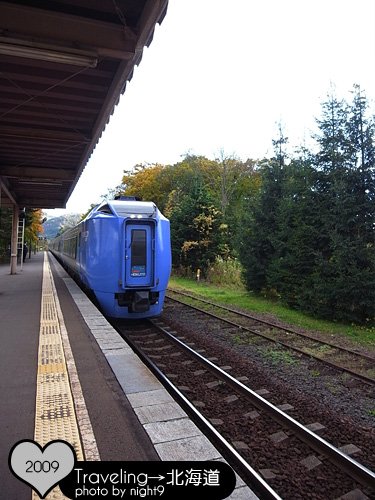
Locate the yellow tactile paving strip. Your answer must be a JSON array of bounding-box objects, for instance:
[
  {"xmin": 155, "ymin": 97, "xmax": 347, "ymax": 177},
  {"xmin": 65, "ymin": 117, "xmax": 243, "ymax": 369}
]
[{"xmin": 32, "ymin": 253, "xmax": 99, "ymax": 499}]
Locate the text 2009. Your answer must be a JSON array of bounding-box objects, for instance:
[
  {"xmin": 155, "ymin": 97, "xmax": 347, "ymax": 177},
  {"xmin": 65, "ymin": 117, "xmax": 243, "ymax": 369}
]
[{"xmin": 26, "ymin": 461, "xmax": 59, "ymax": 473}]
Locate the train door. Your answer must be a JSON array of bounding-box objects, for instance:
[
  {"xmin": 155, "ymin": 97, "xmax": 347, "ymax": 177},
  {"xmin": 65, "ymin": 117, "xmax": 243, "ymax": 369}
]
[{"xmin": 124, "ymin": 223, "xmax": 154, "ymax": 287}]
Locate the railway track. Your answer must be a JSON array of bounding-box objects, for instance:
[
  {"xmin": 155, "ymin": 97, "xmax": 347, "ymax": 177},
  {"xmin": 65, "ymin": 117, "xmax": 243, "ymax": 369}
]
[
  {"xmin": 113, "ymin": 318, "xmax": 375, "ymax": 499},
  {"xmin": 166, "ymin": 288, "xmax": 375, "ymax": 385}
]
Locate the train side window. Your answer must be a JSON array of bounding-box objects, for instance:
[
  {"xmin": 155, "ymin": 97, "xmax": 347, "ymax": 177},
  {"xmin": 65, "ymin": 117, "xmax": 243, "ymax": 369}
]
[{"xmin": 130, "ymin": 229, "xmax": 146, "ymax": 277}]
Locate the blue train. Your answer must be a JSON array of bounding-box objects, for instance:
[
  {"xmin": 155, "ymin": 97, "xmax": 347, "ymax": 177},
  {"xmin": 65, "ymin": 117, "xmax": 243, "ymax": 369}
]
[{"xmin": 50, "ymin": 197, "xmax": 171, "ymax": 319}]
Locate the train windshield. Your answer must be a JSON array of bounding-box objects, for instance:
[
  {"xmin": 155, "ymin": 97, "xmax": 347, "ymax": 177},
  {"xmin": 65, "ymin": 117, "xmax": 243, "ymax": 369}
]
[
  {"xmin": 130, "ymin": 229, "xmax": 147, "ymax": 277},
  {"xmin": 111, "ymin": 201, "xmax": 156, "ymax": 217}
]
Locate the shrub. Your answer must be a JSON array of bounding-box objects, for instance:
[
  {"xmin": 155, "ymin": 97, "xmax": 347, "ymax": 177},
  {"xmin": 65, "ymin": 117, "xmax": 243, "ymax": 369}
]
[{"xmin": 206, "ymin": 257, "xmax": 245, "ymax": 289}]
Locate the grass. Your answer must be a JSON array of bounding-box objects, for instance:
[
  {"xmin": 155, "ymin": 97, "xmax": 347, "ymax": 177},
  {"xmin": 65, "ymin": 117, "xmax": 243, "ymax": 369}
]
[
  {"xmin": 262, "ymin": 347, "xmax": 299, "ymax": 365},
  {"xmin": 168, "ymin": 276, "xmax": 375, "ymax": 347},
  {"xmin": 324, "ymin": 381, "xmax": 340, "ymax": 395},
  {"xmin": 232, "ymin": 333, "xmax": 257, "ymax": 345},
  {"xmin": 303, "ymin": 344, "xmax": 335, "ymax": 357}
]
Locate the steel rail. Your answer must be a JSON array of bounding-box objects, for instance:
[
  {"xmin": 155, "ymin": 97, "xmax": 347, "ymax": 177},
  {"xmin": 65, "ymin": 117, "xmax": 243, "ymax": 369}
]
[
  {"xmin": 166, "ymin": 291, "xmax": 375, "ymax": 385},
  {"xmin": 150, "ymin": 319, "xmax": 375, "ymax": 491},
  {"xmin": 114, "ymin": 320, "xmax": 282, "ymax": 500},
  {"xmin": 167, "ymin": 288, "xmax": 375, "ymax": 363}
]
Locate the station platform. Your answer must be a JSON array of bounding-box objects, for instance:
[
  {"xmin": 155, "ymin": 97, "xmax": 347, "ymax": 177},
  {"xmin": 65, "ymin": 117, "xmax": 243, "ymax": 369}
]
[{"xmin": 0, "ymin": 252, "xmax": 254, "ymax": 500}]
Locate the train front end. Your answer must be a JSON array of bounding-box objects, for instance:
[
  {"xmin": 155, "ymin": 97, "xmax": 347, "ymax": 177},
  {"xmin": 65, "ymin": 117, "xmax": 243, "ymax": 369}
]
[{"xmin": 89, "ymin": 199, "xmax": 171, "ymax": 319}]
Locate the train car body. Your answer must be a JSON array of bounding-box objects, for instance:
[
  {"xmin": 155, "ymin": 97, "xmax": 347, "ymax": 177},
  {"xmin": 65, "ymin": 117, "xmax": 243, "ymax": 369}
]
[{"xmin": 50, "ymin": 198, "xmax": 171, "ymax": 319}]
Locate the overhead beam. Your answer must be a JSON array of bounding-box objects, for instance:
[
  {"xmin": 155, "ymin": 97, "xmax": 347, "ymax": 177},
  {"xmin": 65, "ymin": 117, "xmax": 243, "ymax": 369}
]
[
  {"xmin": 20, "ymin": 198, "xmax": 66, "ymax": 209},
  {"xmin": 0, "ymin": 198, "xmax": 13, "ymax": 208},
  {"xmin": 0, "ymin": 2, "xmax": 136, "ymax": 60},
  {"xmin": 0, "ymin": 166, "xmax": 76, "ymax": 182},
  {"xmin": 0, "ymin": 125, "xmax": 91, "ymax": 143},
  {"xmin": 1, "ymin": 71, "xmax": 109, "ymax": 93},
  {"xmin": 0, "ymin": 84, "xmax": 104, "ymax": 105},
  {"xmin": 0, "ymin": 176, "xmax": 18, "ymax": 205}
]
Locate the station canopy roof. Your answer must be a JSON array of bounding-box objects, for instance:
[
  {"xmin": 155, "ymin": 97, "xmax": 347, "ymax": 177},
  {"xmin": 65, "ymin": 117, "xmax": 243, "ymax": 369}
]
[{"xmin": 0, "ymin": 0, "xmax": 168, "ymax": 209}]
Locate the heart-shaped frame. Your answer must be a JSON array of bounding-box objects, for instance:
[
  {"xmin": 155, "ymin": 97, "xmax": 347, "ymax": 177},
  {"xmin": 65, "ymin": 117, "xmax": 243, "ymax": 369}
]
[{"xmin": 9, "ymin": 439, "xmax": 77, "ymax": 498}]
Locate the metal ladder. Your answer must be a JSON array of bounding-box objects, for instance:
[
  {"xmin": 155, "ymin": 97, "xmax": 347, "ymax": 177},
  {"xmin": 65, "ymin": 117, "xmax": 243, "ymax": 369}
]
[{"xmin": 17, "ymin": 218, "xmax": 25, "ymax": 271}]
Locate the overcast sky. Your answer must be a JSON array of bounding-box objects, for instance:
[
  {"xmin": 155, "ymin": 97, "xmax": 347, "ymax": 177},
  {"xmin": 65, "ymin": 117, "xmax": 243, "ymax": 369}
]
[{"xmin": 46, "ymin": 0, "xmax": 375, "ymax": 217}]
